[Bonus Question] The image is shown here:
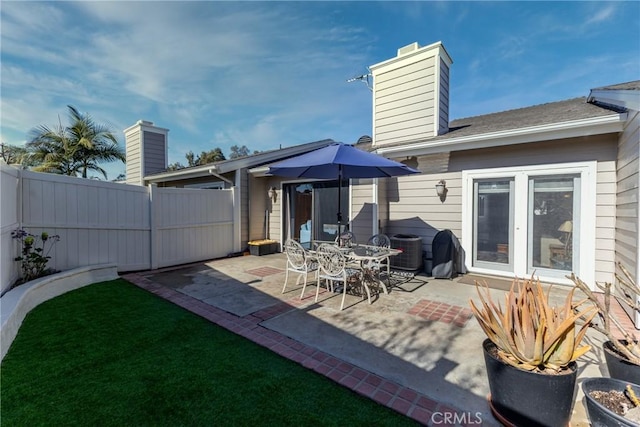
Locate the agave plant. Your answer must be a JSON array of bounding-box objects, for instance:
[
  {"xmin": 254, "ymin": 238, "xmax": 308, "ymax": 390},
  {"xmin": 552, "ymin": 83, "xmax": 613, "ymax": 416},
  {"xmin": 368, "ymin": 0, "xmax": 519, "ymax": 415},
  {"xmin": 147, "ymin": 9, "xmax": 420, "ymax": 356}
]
[
  {"xmin": 470, "ymin": 276, "xmax": 597, "ymax": 373},
  {"xmin": 570, "ymin": 263, "xmax": 640, "ymax": 365}
]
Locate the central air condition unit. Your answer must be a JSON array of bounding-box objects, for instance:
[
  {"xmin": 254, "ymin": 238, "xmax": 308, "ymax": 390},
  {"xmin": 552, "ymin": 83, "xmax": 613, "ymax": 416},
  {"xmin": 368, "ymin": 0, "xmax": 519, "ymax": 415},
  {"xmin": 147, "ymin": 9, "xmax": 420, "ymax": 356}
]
[{"xmin": 390, "ymin": 234, "xmax": 423, "ymax": 271}]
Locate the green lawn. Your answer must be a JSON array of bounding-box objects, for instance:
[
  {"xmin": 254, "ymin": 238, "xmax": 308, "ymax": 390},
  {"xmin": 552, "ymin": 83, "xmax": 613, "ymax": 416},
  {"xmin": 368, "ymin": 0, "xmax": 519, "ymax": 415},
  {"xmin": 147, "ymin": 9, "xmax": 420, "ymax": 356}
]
[{"xmin": 1, "ymin": 279, "xmax": 419, "ymax": 426}]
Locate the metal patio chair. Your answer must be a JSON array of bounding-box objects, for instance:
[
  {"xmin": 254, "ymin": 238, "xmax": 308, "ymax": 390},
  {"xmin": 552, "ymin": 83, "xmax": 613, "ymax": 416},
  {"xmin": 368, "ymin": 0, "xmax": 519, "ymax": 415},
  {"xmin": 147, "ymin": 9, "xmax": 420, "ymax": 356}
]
[
  {"xmin": 367, "ymin": 233, "xmax": 392, "ymax": 278},
  {"xmin": 315, "ymin": 243, "xmax": 365, "ymax": 310},
  {"xmin": 282, "ymin": 239, "xmax": 318, "ymax": 297}
]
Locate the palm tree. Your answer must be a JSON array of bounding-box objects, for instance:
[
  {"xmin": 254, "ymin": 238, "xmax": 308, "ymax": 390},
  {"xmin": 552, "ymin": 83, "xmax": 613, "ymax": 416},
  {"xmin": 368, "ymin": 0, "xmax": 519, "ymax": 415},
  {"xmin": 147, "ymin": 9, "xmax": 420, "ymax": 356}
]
[{"xmin": 26, "ymin": 105, "xmax": 125, "ymax": 179}]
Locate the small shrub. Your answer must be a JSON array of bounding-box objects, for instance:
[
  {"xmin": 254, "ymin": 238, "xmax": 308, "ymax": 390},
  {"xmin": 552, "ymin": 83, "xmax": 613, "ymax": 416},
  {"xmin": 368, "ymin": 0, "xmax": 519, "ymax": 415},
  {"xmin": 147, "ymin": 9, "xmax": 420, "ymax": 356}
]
[{"xmin": 11, "ymin": 228, "xmax": 60, "ymax": 283}]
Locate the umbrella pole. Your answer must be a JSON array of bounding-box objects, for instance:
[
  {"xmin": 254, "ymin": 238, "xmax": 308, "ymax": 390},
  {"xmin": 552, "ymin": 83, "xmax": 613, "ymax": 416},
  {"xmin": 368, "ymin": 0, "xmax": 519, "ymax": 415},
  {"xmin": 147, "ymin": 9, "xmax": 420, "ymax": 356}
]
[{"xmin": 337, "ymin": 165, "xmax": 343, "ymax": 236}]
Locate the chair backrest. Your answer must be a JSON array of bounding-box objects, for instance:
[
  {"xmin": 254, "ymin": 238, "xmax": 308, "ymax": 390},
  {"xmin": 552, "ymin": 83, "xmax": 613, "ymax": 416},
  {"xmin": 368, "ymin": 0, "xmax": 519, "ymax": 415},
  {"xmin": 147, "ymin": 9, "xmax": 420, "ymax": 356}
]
[
  {"xmin": 367, "ymin": 233, "xmax": 390, "ymax": 248},
  {"xmin": 335, "ymin": 231, "xmax": 355, "ymax": 247},
  {"xmin": 316, "ymin": 243, "xmax": 346, "ymax": 277},
  {"xmin": 284, "ymin": 238, "xmax": 307, "ymax": 269}
]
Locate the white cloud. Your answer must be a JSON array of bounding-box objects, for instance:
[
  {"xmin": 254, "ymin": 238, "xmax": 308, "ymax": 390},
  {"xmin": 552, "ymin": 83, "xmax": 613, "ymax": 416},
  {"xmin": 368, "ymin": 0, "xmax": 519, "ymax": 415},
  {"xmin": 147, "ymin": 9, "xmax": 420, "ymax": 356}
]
[{"xmin": 585, "ymin": 4, "xmax": 616, "ymax": 26}]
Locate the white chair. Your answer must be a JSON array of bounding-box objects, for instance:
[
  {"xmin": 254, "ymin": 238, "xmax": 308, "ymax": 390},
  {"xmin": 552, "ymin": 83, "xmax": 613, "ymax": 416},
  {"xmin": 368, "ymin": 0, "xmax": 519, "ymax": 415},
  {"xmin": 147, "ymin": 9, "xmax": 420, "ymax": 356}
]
[
  {"xmin": 315, "ymin": 243, "xmax": 365, "ymax": 310},
  {"xmin": 282, "ymin": 239, "xmax": 318, "ymax": 297},
  {"xmin": 367, "ymin": 233, "xmax": 391, "ymax": 278}
]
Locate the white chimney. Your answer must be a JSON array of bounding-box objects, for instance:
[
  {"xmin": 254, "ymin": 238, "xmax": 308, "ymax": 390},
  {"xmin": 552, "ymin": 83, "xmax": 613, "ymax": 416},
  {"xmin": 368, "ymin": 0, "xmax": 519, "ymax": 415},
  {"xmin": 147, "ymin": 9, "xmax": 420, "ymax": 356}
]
[
  {"xmin": 123, "ymin": 120, "xmax": 169, "ymax": 186},
  {"xmin": 369, "ymin": 41, "xmax": 453, "ymax": 147}
]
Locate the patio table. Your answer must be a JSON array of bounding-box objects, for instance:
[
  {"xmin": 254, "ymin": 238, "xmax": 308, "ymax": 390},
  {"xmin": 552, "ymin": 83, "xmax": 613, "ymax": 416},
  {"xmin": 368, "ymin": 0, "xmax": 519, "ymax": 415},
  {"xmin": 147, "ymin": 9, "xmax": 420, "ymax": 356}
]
[{"xmin": 346, "ymin": 245, "xmax": 401, "ymax": 295}]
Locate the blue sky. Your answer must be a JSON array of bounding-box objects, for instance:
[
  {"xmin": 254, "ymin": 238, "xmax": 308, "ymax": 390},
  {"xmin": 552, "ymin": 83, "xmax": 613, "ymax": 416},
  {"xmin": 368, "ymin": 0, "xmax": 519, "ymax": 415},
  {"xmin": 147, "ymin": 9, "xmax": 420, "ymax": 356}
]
[{"xmin": 2, "ymin": 1, "xmax": 639, "ymax": 180}]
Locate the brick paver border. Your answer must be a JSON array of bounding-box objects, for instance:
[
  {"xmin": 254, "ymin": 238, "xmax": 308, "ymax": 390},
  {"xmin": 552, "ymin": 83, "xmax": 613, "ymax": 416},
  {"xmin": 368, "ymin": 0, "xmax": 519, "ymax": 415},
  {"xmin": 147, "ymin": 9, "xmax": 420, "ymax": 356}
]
[{"xmin": 123, "ymin": 273, "xmax": 471, "ymax": 426}]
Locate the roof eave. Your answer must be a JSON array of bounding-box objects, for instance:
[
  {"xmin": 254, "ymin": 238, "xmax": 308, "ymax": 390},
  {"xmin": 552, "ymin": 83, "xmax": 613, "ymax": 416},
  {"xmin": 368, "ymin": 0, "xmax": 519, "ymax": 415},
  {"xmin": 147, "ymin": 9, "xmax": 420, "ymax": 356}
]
[
  {"xmin": 588, "ymin": 89, "xmax": 640, "ymax": 111},
  {"xmin": 144, "ymin": 139, "xmax": 334, "ymax": 183},
  {"xmin": 374, "ymin": 114, "xmax": 627, "ymax": 158}
]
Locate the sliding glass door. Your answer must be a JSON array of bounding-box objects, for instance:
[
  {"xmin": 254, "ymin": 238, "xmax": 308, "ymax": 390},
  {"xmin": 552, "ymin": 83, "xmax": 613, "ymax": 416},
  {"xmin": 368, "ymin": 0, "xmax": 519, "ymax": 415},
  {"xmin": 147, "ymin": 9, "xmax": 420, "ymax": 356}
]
[{"xmin": 284, "ymin": 180, "xmax": 348, "ymax": 245}]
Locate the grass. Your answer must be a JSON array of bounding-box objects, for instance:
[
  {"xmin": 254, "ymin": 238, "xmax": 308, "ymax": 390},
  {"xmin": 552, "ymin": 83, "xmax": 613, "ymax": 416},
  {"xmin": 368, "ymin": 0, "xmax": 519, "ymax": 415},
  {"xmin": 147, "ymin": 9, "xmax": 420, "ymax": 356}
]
[{"xmin": 1, "ymin": 279, "xmax": 419, "ymax": 426}]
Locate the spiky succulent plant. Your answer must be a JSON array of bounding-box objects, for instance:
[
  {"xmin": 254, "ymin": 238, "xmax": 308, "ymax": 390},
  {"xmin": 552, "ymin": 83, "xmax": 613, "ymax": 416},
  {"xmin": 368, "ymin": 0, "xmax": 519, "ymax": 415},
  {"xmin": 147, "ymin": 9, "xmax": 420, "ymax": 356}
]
[{"xmin": 470, "ymin": 276, "xmax": 596, "ymax": 373}]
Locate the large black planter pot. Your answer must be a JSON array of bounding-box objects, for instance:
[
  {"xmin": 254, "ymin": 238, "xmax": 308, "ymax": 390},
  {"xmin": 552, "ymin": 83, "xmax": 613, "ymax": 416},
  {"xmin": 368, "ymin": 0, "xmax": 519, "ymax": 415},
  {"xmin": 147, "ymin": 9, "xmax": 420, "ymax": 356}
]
[
  {"xmin": 604, "ymin": 340, "xmax": 640, "ymax": 384},
  {"xmin": 483, "ymin": 339, "xmax": 577, "ymax": 427},
  {"xmin": 582, "ymin": 377, "xmax": 640, "ymax": 427}
]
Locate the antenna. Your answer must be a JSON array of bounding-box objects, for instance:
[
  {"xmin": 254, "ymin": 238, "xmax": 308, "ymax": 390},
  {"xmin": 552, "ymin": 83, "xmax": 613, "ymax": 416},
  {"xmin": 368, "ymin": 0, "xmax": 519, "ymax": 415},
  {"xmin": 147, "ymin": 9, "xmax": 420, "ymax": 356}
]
[{"xmin": 346, "ymin": 69, "xmax": 372, "ymax": 91}]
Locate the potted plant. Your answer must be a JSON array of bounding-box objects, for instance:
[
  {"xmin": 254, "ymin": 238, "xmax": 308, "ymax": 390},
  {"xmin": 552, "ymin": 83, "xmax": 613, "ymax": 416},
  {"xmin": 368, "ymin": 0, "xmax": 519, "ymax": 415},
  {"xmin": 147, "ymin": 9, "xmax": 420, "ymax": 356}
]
[
  {"xmin": 470, "ymin": 276, "xmax": 596, "ymax": 427},
  {"xmin": 570, "ymin": 264, "xmax": 640, "ymax": 384},
  {"xmin": 247, "ymin": 239, "xmax": 279, "ymax": 256},
  {"xmin": 582, "ymin": 377, "xmax": 640, "ymax": 426}
]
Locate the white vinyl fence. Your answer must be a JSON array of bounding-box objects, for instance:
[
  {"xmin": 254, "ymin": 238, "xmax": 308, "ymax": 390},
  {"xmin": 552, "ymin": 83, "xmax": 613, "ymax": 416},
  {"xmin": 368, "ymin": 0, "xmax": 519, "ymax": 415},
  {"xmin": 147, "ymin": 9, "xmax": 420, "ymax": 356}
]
[{"xmin": 0, "ymin": 162, "xmax": 235, "ymax": 294}]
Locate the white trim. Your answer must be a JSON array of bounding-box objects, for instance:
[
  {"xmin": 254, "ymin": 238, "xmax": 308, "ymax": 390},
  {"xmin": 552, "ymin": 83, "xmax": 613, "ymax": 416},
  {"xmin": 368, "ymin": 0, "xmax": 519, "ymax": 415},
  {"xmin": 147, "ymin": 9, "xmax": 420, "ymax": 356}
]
[
  {"xmin": 372, "ymin": 178, "xmax": 379, "ymax": 235},
  {"xmin": 375, "ymin": 114, "xmax": 626, "ymax": 157},
  {"xmin": 369, "ymin": 41, "xmax": 452, "ymax": 72},
  {"xmin": 433, "ymin": 57, "xmax": 441, "ymax": 138},
  {"xmin": 588, "ymin": 89, "xmax": 640, "ymax": 111},
  {"xmin": 462, "ymin": 161, "xmax": 597, "ymax": 287}
]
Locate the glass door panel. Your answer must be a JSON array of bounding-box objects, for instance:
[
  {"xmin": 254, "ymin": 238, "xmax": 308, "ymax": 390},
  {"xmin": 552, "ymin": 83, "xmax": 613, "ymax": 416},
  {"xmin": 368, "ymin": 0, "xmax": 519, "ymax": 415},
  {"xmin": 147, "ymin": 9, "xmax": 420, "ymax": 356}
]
[
  {"xmin": 473, "ymin": 179, "xmax": 514, "ymax": 271},
  {"xmin": 313, "ymin": 181, "xmax": 348, "ymax": 242},
  {"xmin": 528, "ymin": 175, "xmax": 578, "ymax": 274}
]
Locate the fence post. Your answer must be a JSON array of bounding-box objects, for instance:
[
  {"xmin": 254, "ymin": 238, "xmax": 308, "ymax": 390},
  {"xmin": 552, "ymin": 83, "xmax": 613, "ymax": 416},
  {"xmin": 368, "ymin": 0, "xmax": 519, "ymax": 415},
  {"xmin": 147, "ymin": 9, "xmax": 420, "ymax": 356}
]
[{"xmin": 149, "ymin": 183, "xmax": 159, "ymax": 270}]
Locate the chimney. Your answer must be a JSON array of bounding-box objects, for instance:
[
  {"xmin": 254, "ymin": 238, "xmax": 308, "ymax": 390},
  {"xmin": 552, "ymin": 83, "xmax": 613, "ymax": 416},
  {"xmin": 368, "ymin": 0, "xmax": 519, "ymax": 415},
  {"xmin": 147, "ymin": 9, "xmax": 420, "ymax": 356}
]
[
  {"xmin": 369, "ymin": 41, "xmax": 452, "ymax": 147},
  {"xmin": 123, "ymin": 120, "xmax": 169, "ymax": 186}
]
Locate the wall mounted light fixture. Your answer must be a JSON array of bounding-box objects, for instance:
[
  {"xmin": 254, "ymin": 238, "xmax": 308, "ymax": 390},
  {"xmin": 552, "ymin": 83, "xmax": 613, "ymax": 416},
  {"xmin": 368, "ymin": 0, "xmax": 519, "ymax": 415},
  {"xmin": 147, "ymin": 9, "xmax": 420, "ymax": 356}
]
[
  {"xmin": 435, "ymin": 180, "xmax": 447, "ymax": 199},
  {"xmin": 267, "ymin": 186, "xmax": 277, "ymax": 203}
]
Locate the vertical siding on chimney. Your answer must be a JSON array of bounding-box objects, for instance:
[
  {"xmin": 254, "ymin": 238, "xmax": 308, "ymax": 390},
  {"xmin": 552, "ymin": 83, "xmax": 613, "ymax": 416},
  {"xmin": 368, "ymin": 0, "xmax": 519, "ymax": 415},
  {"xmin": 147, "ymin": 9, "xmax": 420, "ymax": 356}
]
[
  {"xmin": 143, "ymin": 131, "xmax": 167, "ymax": 175},
  {"xmin": 438, "ymin": 57, "xmax": 450, "ymax": 135}
]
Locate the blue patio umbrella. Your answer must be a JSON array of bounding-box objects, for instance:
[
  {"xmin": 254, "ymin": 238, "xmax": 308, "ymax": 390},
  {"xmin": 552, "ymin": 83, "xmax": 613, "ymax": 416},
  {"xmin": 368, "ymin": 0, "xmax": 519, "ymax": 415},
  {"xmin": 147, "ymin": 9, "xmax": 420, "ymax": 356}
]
[{"xmin": 268, "ymin": 142, "xmax": 420, "ymax": 231}]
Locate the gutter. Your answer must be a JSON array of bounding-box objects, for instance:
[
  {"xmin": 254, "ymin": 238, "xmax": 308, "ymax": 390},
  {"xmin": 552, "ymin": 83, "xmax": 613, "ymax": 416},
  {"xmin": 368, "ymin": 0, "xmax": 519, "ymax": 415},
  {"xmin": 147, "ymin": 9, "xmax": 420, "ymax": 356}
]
[{"xmin": 374, "ymin": 114, "xmax": 626, "ymax": 157}]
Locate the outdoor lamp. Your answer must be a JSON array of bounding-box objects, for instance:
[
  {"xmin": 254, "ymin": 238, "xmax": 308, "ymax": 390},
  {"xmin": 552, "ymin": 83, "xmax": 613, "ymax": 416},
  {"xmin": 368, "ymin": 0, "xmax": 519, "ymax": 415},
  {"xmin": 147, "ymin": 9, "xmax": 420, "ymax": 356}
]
[
  {"xmin": 267, "ymin": 186, "xmax": 277, "ymax": 202},
  {"xmin": 435, "ymin": 180, "xmax": 447, "ymax": 198}
]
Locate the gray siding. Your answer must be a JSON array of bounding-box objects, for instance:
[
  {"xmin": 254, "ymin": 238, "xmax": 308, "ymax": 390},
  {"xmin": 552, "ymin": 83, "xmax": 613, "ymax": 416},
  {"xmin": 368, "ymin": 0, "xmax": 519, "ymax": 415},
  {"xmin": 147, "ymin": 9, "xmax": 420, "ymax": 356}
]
[
  {"xmin": 438, "ymin": 57, "xmax": 450, "ymax": 135},
  {"xmin": 378, "ymin": 135, "xmax": 617, "ymax": 277},
  {"xmin": 125, "ymin": 129, "xmax": 141, "ymax": 185},
  {"xmin": 143, "ymin": 131, "xmax": 166, "ymax": 175},
  {"xmin": 616, "ymin": 109, "xmax": 640, "ymax": 282}
]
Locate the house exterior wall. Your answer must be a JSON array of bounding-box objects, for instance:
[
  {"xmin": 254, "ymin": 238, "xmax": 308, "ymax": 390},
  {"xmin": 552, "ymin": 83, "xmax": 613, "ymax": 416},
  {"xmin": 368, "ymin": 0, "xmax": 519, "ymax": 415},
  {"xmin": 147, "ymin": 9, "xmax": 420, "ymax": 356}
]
[
  {"xmin": 616, "ymin": 109, "xmax": 640, "ymax": 282},
  {"xmin": 361, "ymin": 135, "xmax": 617, "ymax": 282},
  {"xmin": 370, "ymin": 42, "xmax": 452, "ymax": 147},
  {"xmin": 247, "ymin": 175, "xmax": 284, "ymax": 247},
  {"xmin": 350, "ymin": 178, "xmax": 375, "ymax": 242}
]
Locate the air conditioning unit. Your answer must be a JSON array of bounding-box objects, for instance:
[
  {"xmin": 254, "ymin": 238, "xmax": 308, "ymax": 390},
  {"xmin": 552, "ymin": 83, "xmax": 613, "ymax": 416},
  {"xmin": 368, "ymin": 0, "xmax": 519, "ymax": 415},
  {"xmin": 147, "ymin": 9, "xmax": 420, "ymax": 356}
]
[{"xmin": 390, "ymin": 234, "xmax": 423, "ymax": 271}]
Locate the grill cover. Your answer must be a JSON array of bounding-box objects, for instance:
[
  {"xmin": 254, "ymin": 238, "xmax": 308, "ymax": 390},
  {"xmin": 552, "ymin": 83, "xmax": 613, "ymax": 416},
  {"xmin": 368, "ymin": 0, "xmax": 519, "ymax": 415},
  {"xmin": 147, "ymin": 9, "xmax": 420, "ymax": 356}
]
[{"xmin": 432, "ymin": 229, "xmax": 461, "ymax": 279}]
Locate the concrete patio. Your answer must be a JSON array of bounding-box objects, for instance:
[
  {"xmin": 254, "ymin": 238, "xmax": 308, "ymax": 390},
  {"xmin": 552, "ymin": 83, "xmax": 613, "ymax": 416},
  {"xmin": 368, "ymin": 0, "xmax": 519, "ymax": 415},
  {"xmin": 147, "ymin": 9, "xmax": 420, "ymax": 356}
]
[{"xmin": 123, "ymin": 252, "xmax": 613, "ymax": 426}]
